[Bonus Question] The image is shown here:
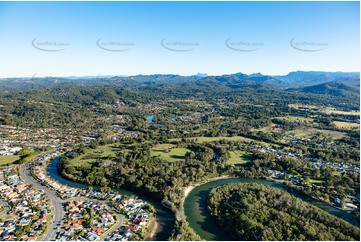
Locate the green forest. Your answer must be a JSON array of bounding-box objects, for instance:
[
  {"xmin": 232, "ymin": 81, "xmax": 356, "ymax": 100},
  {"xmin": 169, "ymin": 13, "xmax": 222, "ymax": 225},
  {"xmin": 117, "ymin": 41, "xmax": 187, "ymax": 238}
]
[{"xmin": 207, "ymin": 183, "xmax": 360, "ymax": 241}]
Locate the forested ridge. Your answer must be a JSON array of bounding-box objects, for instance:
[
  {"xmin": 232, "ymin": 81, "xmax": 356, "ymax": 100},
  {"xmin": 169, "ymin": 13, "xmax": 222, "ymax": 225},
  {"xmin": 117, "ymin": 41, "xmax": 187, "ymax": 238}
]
[{"xmin": 0, "ymin": 72, "xmax": 359, "ymax": 129}]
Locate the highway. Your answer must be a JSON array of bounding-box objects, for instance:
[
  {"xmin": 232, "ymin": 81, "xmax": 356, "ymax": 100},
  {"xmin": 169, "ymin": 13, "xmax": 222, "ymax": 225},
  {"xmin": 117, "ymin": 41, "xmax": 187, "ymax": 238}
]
[{"xmin": 19, "ymin": 164, "xmax": 64, "ymax": 241}]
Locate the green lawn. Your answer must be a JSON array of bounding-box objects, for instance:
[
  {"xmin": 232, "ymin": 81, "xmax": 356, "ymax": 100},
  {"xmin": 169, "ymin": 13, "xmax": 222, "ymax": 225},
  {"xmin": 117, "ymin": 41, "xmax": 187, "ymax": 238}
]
[
  {"xmin": 0, "ymin": 155, "xmax": 21, "ymax": 166},
  {"xmin": 286, "ymin": 128, "xmax": 346, "ymax": 139},
  {"xmin": 150, "ymin": 144, "xmax": 191, "ymax": 162},
  {"xmin": 71, "ymin": 144, "xmax": 126, "ymax": 167},
  {"xmin": 309, "ymin": 178, "xmax": 324, "ymax": 185},
  {"xmin": 226, "ymin": 150, "xmax": 253, "ymax": 165}
]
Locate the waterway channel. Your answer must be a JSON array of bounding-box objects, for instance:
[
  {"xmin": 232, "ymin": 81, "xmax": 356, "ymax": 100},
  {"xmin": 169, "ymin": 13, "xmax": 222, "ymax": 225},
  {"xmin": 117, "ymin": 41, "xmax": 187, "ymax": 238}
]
[
  {"xmin": 46, "ymin": 156, "xmax": 174, "ymax": 241},
  {"xmin": 184, "ymin": 178, "xmax": 360, "ymax": 241},
  {"xmin": 47, "ymin": 157, "xmax": 359, "ymax": 241}
]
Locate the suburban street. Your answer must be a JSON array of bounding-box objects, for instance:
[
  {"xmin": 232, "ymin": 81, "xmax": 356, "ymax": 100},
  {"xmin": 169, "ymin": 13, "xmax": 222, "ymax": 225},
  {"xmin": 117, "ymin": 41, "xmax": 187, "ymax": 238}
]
[
  {"xmin": 0, "ymin": 199, "xmax": 10, "ymax": 216},
  {"xmin": 62, "ymin": 197, "xmax": 124, "ymax": 240},
  {"xmin": 98, "ymin": 205, "xmax": 124, "ymax": 240},
  {"xmin": 19, "ymin": 164, "xmax": 64, "ymax": 241}
]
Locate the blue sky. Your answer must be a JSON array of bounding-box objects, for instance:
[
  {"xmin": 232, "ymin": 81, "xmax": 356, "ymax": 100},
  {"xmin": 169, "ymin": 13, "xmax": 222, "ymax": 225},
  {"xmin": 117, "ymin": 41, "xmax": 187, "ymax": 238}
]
[{"xmin": 0, "ymin": 1, "xmax": 359, "ymax": 77}]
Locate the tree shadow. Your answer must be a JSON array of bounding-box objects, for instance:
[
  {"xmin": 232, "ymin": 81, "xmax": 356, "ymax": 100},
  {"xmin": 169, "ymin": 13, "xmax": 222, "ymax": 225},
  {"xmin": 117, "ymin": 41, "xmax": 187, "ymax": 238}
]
[{"xmin": 170, "ymin": 155, "xmax": 185, "ymax": 159}]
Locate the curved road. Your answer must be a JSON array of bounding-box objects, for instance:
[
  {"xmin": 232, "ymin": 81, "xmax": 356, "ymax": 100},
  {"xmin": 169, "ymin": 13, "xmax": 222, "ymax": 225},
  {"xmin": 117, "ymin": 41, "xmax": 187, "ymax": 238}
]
[
  {"xmin": 97, "ymin": 205, "xmax": 123, "ymax": 241},
  {"xmin": 19, "ymin": 164, "xmax": 64, "ymax": 241}
]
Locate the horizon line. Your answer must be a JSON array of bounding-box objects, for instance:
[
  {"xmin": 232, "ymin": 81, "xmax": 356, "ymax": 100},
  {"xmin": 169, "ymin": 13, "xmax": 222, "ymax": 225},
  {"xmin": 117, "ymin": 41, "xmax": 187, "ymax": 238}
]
[{"xmin": 1, "ymin": 70, "xmax": 360, "ymax": 79}]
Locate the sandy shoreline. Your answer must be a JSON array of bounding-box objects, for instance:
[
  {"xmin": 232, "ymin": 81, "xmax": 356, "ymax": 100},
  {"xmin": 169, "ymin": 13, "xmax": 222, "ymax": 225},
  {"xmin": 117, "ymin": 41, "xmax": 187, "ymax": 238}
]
[
  {"xmin": 145, "ymin": 175, "xmax": 236, "ymax": 240},
  {"xmin": 183, "ymin": 186, "xmax": 194, "ymax": 198},
  {"xmin": 146, "ymin": 216, "xmax": 158, "ymax": 240},
  {"xmin": 183, "ymin": 175, "xmax": 236, "ymax": 200}
]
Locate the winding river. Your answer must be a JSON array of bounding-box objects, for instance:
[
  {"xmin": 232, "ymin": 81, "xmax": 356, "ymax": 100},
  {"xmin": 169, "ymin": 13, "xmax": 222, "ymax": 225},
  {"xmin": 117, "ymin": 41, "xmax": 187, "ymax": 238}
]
[
  {"xmin": 184, "ymin": 178, "xmax": 360, "ymax": 241},
  {"xmin": 46, "ymin": 157, "xmax": 174, "ymax": 241},
  {"xmin": 47, "ymin": 157, "xmax": 359, "ymax": 241}
]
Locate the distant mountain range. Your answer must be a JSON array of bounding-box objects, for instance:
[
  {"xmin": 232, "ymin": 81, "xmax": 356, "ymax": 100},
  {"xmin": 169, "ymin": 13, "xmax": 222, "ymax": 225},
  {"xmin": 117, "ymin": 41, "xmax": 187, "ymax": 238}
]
[
  {"xmin": 276, "ymin": 71, "xmax": 360, "ymax": 87},
  {"xmin": 289, "ymin": 80, "xmax": 360, "ymax": 98},
  {"xmin": 0, "ymin": 71, "xmax": 359, "ymax": 97}
]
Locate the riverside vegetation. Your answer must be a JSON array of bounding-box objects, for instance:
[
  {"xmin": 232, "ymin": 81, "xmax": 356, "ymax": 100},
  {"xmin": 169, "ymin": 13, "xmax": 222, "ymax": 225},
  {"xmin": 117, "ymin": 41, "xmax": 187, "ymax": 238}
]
[
  {"xmin": 207, "ymin": 183, "xmax": 360, "ymax": 241},
  {"xmin": 0, "ymin": 72, "xmax": 359, "ymax": 240}
]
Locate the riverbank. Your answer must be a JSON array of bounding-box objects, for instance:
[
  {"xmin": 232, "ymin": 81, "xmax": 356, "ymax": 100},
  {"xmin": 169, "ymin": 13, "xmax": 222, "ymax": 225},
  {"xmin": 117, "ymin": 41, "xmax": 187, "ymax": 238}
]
[
  {"xmin": 146, "ymin": 216, "xmax": 158, "ymax": 239},
  {"xmin": 269, "ymin": 178, "xmax": 356, "ymax": 214},
  {"xmin": 25, "ymin": 154, "xmax": 157, "ymax": 241},
  {"xmin": 184, "ymin": 177, "xmax": 360, "ymax": 241},
  {"xmin": 47, "ymin": 155, "xmax": 175, "ymax": 241},
  {"xmin": 183, "ymin": 175, "xmax": 236, "ymax": 202},
  {"xmin": 206, "ymin": 183, "xmax": 360, "ymax": 241}
]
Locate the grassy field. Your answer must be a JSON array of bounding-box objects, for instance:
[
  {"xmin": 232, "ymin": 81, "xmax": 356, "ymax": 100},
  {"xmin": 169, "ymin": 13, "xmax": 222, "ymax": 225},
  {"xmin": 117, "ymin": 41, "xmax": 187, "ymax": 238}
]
[
  {"xmin": 324, "ymin": 108, "xmax": 360, "ymax": 116},
  {"xmin": 274, "ymin": 116, "xmax": 314, "ymax": 122},
  {"xmin": 286, "ymin": 128, "xmax": 346, "ymax": 139},
  {"xmin": 170, "ymin": 135, "xmax": 256, "ymax": 143},
  {"xmin": 333, "ymin": 121, "xmax": 360, "ymax": 129},
  {"xmin": 288, "ymin": 104, "xmax": 318, "ymax": 109},
  {"xmin": 150, "ymin": 144, "xmax": 191, "ymax": 162},
  {"xmin": 289, "ymin": 104, "xmax": 360, "ymax": 116},
  {"xmin": 250, "ymin": 123, "xmax": 278, "ymax": 132},
  {"xmin": 309, "ymin": 178, "xmax": 324, "ymax": 185},
  {"xmin": 226, "ymin": 150, "xmax": 253, "ymax": 165},
  {"xmin": 315, "ymin": 129, "xmax": 346, "ymax": 139},
  {"xmin": 71, "ymin": 144, "xmax": 125, "ymax": 167},
  {"xmin": 0, "ymin": 155, "xmax": 21, "ymax": 166},
  {"xmin": 169, "ymin": 135, "xmax": 275, "ymax": 147}
]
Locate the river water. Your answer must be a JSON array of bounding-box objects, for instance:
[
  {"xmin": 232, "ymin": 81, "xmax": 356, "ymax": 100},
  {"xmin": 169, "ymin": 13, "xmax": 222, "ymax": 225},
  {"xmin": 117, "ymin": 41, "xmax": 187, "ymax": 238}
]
[
  {"xmin": 46, "ymin": 156, "xmax": 174, "ymax": 241},
  {"xmin": 184, "ymin": 178, "xmax": 360, "ymax": 241},
  {"xmin": 47, "ymin": 157, "xmax": 359, "ymax": 241}
]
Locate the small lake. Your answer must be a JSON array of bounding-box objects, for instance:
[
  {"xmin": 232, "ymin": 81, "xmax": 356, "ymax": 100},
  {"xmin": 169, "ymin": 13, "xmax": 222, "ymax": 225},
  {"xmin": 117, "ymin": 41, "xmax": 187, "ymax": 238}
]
[
  {"xmin": 146, "ymin": 114, "xmax": 154, "ymax": 123},
  {"xmin": 184, "ymin": 178, "xmax": 360, "ymax": 241},
  {"xmin": 146, "ymin": 114, "xmax": 165, "ymax": 127}
]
